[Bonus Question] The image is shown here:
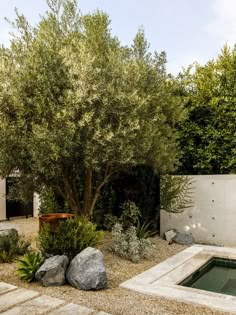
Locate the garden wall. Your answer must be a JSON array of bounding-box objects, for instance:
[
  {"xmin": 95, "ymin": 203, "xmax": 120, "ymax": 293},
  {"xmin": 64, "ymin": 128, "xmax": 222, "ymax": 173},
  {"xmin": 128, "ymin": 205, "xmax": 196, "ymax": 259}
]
[{"xmin": 160, "ymin": 175, "xmax": 236, "ymax": 246}]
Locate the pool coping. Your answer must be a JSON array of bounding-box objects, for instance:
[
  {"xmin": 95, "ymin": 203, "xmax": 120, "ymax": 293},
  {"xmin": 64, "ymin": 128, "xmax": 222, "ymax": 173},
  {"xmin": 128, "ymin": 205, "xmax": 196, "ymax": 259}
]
[{"xmin": 120, "ymin": 245, "xmax": 236, "ymax": 314}]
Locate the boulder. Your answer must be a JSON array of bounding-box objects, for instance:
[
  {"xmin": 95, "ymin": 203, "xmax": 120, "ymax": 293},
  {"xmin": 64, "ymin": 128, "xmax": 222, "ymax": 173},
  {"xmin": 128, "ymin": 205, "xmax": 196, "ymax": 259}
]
[
  {"xmin": 0, "ymin": 228, "xmax": 18, "ymax": 238},
  {"xmin": 164, "ymin": 229, "xmax": 177, "ymax": 244},
  {"xmin": 66, "ymin": 247, "xmax": 107, "ymax": 290},
  {"xmin": 35, "ymin": 255, "xmax": 69, "ymax": 286},
  {"xmin": 173, "ymin": 233, "xmax": 195, "ymax": 245}
]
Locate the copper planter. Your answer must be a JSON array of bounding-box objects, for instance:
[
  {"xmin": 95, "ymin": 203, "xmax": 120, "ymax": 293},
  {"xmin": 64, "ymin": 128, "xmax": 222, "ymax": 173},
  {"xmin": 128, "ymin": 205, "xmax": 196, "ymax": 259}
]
[{"xmin": 39, "ymin": 213, "xmax": 75, "ymax": 231}]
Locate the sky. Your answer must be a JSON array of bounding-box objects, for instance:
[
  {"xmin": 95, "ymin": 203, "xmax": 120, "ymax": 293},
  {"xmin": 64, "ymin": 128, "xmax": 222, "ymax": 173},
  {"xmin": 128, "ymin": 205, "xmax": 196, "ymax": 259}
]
[{"xmin": 0, "ymin": 0, "xmax": 235, "ymax": 74}]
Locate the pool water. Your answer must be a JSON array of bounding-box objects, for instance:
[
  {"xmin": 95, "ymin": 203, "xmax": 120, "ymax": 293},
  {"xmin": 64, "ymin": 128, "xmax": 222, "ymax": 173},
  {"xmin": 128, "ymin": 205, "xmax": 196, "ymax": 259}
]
[{"xmin": 180, "ymin": 257, "xmax": 236, "ymax": 296}]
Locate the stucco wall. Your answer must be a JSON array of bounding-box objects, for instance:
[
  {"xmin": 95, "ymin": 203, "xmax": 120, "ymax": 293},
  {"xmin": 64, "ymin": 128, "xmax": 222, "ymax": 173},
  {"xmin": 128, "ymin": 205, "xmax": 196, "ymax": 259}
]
[
  {"xmin": 160, "ymin": 175, "xmax": 236, "ymax": 246},
  {"xmin": 0, "ymin": 178, "xmax": 6, "ymax": 221}
]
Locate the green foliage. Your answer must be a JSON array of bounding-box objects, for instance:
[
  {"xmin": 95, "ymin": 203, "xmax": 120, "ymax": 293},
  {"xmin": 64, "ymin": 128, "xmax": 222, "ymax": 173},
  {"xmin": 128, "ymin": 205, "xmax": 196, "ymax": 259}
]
[
  {"xmin": 17, "ymin": 252, "xmax": 44, "ymax": 282},
  {"xmin": 37, "ymin": 217, "xmax": 103, "ymax": 260},
  {"xmin": 160, "ymin": 175, "xmax": 194, "ymax": 213},
  {"xmin": 17, "ymin": 237, "xmax": 31, "ymax": 255},
  {"xmin": 0, "ymin": 0, "xmax": 184, "ymax": 216},
  {"xmin": 120, "ymin": 201, "xmax": 141, "ymax": 229},
  {"xmin": 178, "ymin": 45, "xmax": 236, "ymax": 174},
  {"xmin": 103, "ymin": 213, "xmax": 119, "ymax": 230},
  {"xmin": 39, "ymin": 187, "xmax": 70, "ymax": 214},
  {"xmin": 0, "ymin": 233, "xmax": 30, "ymax": 263},
  {"xmin": 103, "ymin": 200, "xmax": 140, "ymax": 231},
  {"xmin": 94, "ymin": 166, "xmax": 160, "ymax": 231},
  {"xmin": 136, "ymin": 220, "xmax": 156, "ymax": 239},
  {"xmin": 104, "ymin": 200, "xmax": 155, "ymax": 240},
  {"xmin": 110, "ymin": 223, "xmax": 154, "ymax": 263}
]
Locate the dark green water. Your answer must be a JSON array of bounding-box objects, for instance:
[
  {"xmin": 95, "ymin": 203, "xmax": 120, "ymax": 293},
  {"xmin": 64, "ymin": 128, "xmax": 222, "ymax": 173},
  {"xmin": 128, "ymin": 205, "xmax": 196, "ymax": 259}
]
[{"xmin": 180, "ymin": 258, "xmax": 236, "ymax": 296}]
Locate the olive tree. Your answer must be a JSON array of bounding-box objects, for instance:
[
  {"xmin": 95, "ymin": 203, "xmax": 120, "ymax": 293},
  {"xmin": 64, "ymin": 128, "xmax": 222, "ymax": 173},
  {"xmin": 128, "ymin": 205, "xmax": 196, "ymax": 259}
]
[{"xmin": 0, "ymin": 0, "xmax": 184, "ymax": 216}]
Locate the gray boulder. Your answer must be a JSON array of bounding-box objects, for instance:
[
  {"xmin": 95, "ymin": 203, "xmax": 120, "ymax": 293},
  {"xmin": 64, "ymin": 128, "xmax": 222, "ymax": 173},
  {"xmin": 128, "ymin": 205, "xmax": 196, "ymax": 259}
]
[
  {"xmin": 0, "ymin": 228, "xmax": 18, "ymax": 238},
  {"xmin": 66, "ymin": 247, "xmax": 107, "ymax": 290},
  {"xmin": 35, "ymin": 255, "xmax": 69, "ymax": 286},
  {"xmin": 173, "ymin": 233, "xmax": 195, "ymax": 245}
]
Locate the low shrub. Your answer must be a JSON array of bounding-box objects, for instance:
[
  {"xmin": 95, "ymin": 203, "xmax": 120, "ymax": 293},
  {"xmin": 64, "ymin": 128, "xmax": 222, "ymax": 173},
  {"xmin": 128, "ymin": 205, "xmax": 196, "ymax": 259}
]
[
  {"xmin": 110, "ymin": 223, "xmax": 154, "ymax": 263},
  {"xmin": 104, "ymin": 213, "xmax": 119, "ymax": 230},
  {"xmin": 104, "ymin": 200, "xmax": 141, "ymax": 231},
  {"xmin": 37, "ymin": 217, "xmax": 103, "ymax": 260},
  {"xmin": 17, "ymin": 252, "xmax": 44, "ymax": 282},
  {"xmin": 0, "ymin": 232, "xmax": 30, "ymax": 263},
  {"xmin": 119, "ymin": 201, "xmax": 141, "ymax": 229}
]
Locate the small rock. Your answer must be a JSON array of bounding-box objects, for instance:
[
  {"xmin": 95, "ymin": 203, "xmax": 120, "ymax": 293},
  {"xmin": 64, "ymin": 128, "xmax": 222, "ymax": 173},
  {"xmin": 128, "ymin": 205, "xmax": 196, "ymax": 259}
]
[
  {"xmin": 173, "ymin": 233, "xmax": 195, "ymax": 245},
  {"xmin": 66, "ymin": 247, "xmax": 107, "ymax": 290},
  {"xmin": 164, "ymin": 230, "xmax": 177, "ymax": 244},
  {"xmin": 35, "ymin": 255, "xmax": 69, "ymax": 286}
]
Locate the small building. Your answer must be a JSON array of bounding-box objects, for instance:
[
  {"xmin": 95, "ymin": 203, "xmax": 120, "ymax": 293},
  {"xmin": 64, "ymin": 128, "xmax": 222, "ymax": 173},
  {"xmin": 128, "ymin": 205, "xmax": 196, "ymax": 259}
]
[{"xmin": 0, "ymin": 177, "xmax": 39, "ymax": 221}]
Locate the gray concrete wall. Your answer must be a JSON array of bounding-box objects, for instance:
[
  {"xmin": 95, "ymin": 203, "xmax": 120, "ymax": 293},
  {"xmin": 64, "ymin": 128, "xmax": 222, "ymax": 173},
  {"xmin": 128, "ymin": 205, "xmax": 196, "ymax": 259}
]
[{"xmin": 160, "ymin": 175, "xmax": 236, "ymax": 246}]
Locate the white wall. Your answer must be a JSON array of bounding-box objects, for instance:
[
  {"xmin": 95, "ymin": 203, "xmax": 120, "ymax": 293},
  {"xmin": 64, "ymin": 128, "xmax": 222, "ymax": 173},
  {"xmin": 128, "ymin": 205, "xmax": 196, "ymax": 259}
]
[
  {"xmin": 0, "ymin": 178, "xmax": 6, "ymax": 221},
  {"xmin": 33, "ymin": 193, "xmax": 40, "ymax": 217},
  {"xmin": 161, "ymin": 175, "xmax": 236, "ymax": 246}
]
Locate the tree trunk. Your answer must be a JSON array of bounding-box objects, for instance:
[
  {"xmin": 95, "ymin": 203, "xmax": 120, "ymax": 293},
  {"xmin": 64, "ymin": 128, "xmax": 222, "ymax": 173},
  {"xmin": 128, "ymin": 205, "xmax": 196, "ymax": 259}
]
[
  {"xmin": 55, "ymin": 181, "xmax": 81, "ymax": 215},
  {"xmin": 55, "ymin": 168, "xmax": 112, "ymax": 217},
  {"xmin": 82, "ymin": 168, "xmax": 92, "ymax": 216}
]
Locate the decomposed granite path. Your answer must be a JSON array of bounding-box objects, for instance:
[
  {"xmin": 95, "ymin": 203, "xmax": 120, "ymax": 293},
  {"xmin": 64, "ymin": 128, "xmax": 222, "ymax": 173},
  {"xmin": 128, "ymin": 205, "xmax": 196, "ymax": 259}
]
[{"xmin": 0, "ymin": 282, "xmax": 111, "ymax": 315}]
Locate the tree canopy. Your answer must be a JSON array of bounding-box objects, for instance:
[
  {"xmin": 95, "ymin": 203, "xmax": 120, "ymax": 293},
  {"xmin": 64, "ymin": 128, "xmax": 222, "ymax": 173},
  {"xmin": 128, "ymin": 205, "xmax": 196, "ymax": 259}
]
[
  {"xmin": 178, "ymin": 45, "xmax": 236, "ymax": 174},
  {"xmin": 0, "ymin": 0, "xmax": 184, "ymax": 215}
]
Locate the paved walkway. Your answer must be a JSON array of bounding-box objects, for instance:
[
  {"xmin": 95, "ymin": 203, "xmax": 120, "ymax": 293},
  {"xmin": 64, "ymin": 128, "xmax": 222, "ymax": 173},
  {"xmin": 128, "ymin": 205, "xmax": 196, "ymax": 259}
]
[{"xmin": 0, "ymin": 282, "xmax": 111, "ymax": 315}]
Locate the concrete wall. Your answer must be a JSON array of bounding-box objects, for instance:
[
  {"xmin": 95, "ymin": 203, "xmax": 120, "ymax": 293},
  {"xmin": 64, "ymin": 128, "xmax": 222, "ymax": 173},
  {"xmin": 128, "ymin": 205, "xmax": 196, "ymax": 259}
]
[
  {"xmin": 160, "ymin": 175, "xmax": 236, "ymax": 246},
  {"xmin": 0, "ymin": 178, "xmax": 39, "ymax": 221}
]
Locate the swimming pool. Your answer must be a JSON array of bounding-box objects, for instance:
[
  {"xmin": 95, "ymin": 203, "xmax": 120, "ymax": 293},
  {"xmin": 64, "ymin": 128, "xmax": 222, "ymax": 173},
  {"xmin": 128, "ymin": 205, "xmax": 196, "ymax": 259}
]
[{"xmin": 180, "ymin": 257, "xmax": 236, "ymax": 296}]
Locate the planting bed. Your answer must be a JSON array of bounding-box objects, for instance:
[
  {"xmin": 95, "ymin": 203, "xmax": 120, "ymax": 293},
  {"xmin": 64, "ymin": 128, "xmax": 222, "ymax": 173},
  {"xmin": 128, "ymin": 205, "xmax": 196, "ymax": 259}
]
[{"xmin": 0, "ymin": 218, "xmax": 228, "ymax": 315}]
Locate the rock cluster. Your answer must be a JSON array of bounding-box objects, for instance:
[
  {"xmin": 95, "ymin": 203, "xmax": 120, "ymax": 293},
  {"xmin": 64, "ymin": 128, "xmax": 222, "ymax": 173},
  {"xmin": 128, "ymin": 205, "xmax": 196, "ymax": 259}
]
[
  {"xmin": 35, "ymin": 247, "xmax": 107, "ymax": 290},
  {"xmin": 164, "ymin": 229, "xmax": 195, "ymax": 245}
]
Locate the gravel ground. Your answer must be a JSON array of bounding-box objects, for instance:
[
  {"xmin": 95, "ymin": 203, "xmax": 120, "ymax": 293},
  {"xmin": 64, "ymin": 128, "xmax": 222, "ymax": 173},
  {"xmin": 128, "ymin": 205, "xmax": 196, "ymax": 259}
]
[{"xmin": 0, "ymin": 217, "xmax": 231, "ymax": 315}]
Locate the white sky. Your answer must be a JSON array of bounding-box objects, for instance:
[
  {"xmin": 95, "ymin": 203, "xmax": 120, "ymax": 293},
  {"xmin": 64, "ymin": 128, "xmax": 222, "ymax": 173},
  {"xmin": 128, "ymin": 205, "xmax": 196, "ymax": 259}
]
[{"xmin": 0, "ymin": 0, "xmax": 235, "ymax": 74}]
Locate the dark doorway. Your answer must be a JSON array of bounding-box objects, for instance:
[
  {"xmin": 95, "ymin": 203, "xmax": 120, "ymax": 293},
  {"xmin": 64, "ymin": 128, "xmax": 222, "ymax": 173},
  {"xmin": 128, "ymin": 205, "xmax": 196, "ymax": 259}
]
[{"xmin": 6, "ymin": 177, "xmax": 33, "ymax": 219}]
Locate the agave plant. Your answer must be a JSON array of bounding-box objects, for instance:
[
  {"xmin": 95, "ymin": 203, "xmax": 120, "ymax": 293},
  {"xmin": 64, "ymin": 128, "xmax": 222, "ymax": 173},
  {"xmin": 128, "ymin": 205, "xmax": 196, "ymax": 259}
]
[
  {"xmin": 136, "ymin": 220, "xmax": 156, "ymax": 239},
  {"xmin": 16, "ymin": 252, "xmax": 44, "ymax": 282}
]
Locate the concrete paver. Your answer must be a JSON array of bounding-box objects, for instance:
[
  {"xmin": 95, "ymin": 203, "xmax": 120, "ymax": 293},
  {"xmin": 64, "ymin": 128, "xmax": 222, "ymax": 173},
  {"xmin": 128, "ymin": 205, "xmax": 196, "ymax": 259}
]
[
  {"xmin": 0, "ymin": 283, "xmax": 17, "ymax": 295},
  {"xmin": 0, "ymin": 282, "xmax": 112, "ymax": 314},
  {"xmin": 0, "ymin": 288, "xmax": 39, "ymax": 312},
  {"xmin": 1, "ymin": 295, "xmax": 64, "ymax": 315},
  {"xmin": 48, "ymin": 303, "xmax": 93, "ymax": 315}
]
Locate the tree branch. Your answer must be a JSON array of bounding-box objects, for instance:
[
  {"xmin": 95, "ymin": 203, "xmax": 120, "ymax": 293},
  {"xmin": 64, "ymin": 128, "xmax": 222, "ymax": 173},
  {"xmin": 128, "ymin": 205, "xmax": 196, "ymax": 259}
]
[{"xmin": 89, "ymin": 166, "xmax": 112, "ymax": 216}]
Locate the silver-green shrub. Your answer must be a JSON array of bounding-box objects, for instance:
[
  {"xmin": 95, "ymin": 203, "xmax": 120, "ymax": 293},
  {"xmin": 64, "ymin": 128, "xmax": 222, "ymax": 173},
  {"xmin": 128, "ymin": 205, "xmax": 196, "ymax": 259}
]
[{"xmin": 111, "ymin": 223, "xmax": 154, "ymax": 263}]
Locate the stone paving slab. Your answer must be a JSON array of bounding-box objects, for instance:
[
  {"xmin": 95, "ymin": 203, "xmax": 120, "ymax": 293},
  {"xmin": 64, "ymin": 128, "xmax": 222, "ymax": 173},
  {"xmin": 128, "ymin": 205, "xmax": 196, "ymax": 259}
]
[
  {"xmin": 0, "ymin": 288, "xmax": 39, "ymax": 312},
  {"xmin": 1, "ymin": 295, "xmax": 65, "ymax": 315},
  {"xmin": 0, "ymin": 282, "xmax": 17, "ymax": 295},
  {"xmin": 0, "ymin": 282, "xmax": 112, "ymax": 315},
  {"xmin": 48, "ymin": 303, "xmax": 93, "ymax": 315}
]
